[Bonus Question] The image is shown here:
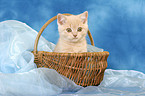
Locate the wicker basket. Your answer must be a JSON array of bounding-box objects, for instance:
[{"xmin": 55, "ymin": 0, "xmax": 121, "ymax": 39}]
[{"xmin": 33, "ymin": 14, "xmax": 109, "ymax": 87}]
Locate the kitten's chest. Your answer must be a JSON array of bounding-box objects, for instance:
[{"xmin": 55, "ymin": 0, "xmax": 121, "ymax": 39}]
[
  {"xmin": 65, "ymin": 44, "xmax": 86, "ymax": 53},
  {"xmin": 58, "ymin": 40, "xmax": 87, "ymax": 53}
]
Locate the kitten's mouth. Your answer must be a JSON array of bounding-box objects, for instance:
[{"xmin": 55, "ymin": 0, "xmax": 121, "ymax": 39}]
[{"xmin": 73, "ymin": 37, "xmax": 78, "ymax": 39}]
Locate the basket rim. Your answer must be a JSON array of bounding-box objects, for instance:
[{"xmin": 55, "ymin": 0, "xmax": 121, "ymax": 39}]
[{"xmin": 33, "ymin": 51, "xmax": 109, "ymax": 56}]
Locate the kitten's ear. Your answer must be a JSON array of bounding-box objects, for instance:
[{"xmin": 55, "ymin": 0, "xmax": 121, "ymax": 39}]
[
  {"xmin": 79, "ymin": 11, "xmax": 88, "ymax": 24},
  {"xmin": 57, "ymin": 13, "xmax": 66, "ymax": 25}
]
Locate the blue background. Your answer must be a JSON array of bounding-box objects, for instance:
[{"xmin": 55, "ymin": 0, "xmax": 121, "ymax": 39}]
[{"xmin": 0, "ymin": 0, "xmax": 145, "ymax": 73}]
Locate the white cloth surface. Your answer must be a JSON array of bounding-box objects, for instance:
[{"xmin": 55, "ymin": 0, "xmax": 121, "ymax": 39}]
[{"xmin": 0, "ymin": 20, "xmax": 145, "ymax": 96}]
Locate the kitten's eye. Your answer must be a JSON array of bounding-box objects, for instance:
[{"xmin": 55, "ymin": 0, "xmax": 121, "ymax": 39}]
[
  {"xmin": 66, "ymin": 28, "xmax": 72, "ymax": 32},
  {"xmin": 77, "ymin": 27, "xmax": 82, "ymax": 32}
]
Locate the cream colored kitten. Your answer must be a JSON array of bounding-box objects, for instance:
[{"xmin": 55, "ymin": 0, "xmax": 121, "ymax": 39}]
[{"xmin": 54, "ymin": 11, "xmax": 88, "ymax": 53}]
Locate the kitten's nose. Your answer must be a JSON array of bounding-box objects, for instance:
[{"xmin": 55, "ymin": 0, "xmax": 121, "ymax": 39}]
[{"xmin": 73, "ymin": 35, "xmax": 77, "ymax": 37}]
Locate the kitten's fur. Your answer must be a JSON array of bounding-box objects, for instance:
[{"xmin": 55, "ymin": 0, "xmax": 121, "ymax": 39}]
[{"xmin": 54, "ymin": 11, "xmax": 88, "ymax": 53}]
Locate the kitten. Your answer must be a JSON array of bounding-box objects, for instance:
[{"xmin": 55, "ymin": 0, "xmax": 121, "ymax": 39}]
[{"xmin": 54, "ymin": 11, "xmax": 88, "ymax": 53}]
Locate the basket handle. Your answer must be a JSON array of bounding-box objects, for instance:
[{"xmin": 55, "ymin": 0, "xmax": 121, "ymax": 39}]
[{"xmin": 34, "ymin": 13, "xmax": 94, "ymax": 54}]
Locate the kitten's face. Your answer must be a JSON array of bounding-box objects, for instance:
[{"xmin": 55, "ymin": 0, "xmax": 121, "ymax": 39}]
[{"xmin": 57, "ymin": 11, "xmax": 88, "ymax": 43}]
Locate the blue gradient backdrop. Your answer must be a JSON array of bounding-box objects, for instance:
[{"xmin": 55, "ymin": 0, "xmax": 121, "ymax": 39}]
[{"xmin": 0, "ymin": 0, "xmax": 145, "ymax": 73}]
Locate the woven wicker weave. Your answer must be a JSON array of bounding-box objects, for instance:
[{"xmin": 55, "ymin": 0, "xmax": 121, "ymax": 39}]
[{"xmin": 33, "ymin": 14, "xmax": 109, "ymax": 86}]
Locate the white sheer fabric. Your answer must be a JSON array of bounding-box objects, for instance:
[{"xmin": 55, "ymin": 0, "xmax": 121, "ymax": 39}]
[{"xmin": 0, "ymin": 20, "xmax": 144, "ymax": 96}]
